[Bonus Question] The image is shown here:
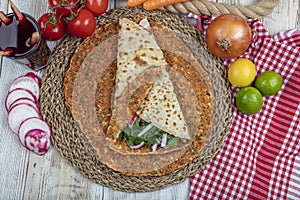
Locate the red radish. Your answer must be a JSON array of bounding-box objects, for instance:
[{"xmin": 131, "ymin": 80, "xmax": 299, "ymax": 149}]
[
  {"xmin": 8, "ymin": 97, "xmax": 38, "ymax": 112},
  {"xmin": 22, "ymin": 129, "xmax": 50, "ymax": 155},
  {"xmin": 28, "ymin": 32, "xmax": 40, "ymax": 46},
  {"xmin": 0, "ymin": 11, "xmax": 11, "ymax": 25},
  {"xmin": 5, "ymin": 72, "xmax": 50, "ymax": 155},
  {"xmin": 18, "ymin": 117, "xmax": 52, "ymax": 142},
  {"xmin": 5, "ymin": 88, "xmax": 37, "ymax": 111},
  {"xmin": 10, "ymin": 0, "xmax": 27, "ymax": 24},
  {"xmin": 24, "ymin": 72, "xmax": 41, "ymax": 87},
  {"xmin": 0, "ymin": 49, "xmax": 13, "ymax": 56},
  {"xmin": 8, "ymin": 103, "xmax": 41, "ymax": 134},
  {"xmin": 9, "ymin": 76, "xmax": 40, "ymax": 100}
]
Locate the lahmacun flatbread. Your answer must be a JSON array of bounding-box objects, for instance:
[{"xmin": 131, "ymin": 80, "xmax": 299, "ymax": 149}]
[
  {"xmin": 64, "ymin": 17, "xmax": 214, "ymax": 176},
  {"xmin": 108, "ymin": 17, "xmax": 168, "ymax": 141},
  {"xmin": 136, "ymin": 68, "xmax": 190, "ymax": 140}
]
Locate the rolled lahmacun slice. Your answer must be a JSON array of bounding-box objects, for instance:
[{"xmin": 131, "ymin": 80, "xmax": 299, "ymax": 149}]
[
  {"xmin": 18, "ymin": 117, "xmax": 52, "ymax": 146},
  {"xmin": 7, "ymin": 103, "xmax": 41, "ymax": 134},
  {"xmin": 22, "ymin": 129, "xmax": 50, "ymax": 156},
  {"xmin": 9, "ymin": 76, "xmax": 40, "ymax": 101},
  {"xmin": 5, "ymin": 88, "xmax": 37, "ymax": 112}
]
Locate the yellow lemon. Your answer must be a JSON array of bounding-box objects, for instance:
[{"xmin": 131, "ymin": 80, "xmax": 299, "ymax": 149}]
[{"xmin": 228, "ymin": 58, "xmax": 256, "ymax": 87}]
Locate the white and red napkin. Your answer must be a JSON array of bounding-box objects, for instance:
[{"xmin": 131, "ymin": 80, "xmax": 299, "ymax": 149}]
[{"xmin": 187, "ymin": 14, "xmax": 300, "ymax": 199}]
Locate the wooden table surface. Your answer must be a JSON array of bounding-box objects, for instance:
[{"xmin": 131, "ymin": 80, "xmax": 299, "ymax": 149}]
[{"xmin": 0, "ymin": 0, "xmax": 299, "ymax": 199}]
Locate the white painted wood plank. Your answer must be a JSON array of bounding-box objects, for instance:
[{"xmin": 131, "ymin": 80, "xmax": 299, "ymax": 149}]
[
  {"xmin": 212, "ymin": 0, "xmax": 300, "ymax": 35},
  {"xmin": 0, "ymin": 0, "xmax": 9, "ymax": 12},
  {"xmin": 0, "ymin": 0, "xmax": 9, "ymax": 78},
  {"xmin": 262, "ymin": 0, "xmax": 300, "ymax": 35},
  {"xmin": 101, "ymin": 179, "xmax": 189, "ymax": 200},
  {"xmin": 0, "ymin": 0, "xmax": 103, "ymax": 199}
]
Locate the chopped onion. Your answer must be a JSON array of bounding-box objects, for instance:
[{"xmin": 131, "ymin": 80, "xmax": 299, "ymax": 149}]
[
  {"xmin": 128, "ymin": 114, "xmax": 138, "ymax": 128},
  {"xmin": 137, "ymin": 124, "xmax": 153, "ymax": 137},
  {"xmin": 152, "ymin": 143, "xmax": 158, "ymax": 152},
  {"xmin": 156, "ymin": 138, "xmax": 161, "ymax": 144},
  {"xmin": 130, "ymin": 141, "xmax": 145, "ymax": 149},
  {"xmin": 161, "ymin": 134, "xmax": 168, "ymax": 148}
]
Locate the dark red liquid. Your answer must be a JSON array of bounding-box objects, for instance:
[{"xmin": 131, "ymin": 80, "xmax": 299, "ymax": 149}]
[{"xmin": 0, "ymin": 14, "xmax": 37, "ymax": 57}]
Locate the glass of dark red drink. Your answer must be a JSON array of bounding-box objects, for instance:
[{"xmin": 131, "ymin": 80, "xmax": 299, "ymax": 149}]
[{"xmin": 0, "ymin": 12, "xmax": 51, "ymax": 70}]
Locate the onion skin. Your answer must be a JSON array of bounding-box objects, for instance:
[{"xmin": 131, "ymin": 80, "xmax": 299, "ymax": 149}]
[{"xmin": 205, "ymin": 14, "xmax": 251, "ymax": 59}]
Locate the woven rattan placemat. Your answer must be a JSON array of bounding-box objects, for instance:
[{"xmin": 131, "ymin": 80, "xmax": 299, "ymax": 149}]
[{"xmin": 40, "ymin": 7, "xmax": 232, "ymax": 192}]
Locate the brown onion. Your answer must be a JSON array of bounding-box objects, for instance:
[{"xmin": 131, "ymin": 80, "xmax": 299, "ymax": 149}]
[{"xmin": 205, "ymin": 14, "xmax": 251, "ymax": 59}]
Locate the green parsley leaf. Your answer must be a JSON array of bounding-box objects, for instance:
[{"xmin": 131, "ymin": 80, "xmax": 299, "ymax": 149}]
[{"xmin": 167, "ymin": 136, "xmax": 180, "ymax": 147}]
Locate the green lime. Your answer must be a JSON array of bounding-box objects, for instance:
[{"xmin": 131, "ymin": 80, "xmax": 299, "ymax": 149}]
[
  {"xmin": 235, "ymin": 87, "xmax": 263, "ymax": 115},
  {"xmin": 254, "ymin": 71, "xmax": 282, "ymax": 96}
]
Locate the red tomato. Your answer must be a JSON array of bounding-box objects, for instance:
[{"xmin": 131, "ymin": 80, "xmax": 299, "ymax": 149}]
[
  {"xmin": 67, "ymin": 9, "xmax": 96, "ymax": 38},
  {"xmin": 38, "ymin": 13, "xmax": 67, "ymax": 41},
  {"xmin": 85, "ymin": 0, "xmax": 108, "ymax": 17},
  {"xmin": 48, "ymin": 0, "xmax": 79, "ymax": 18}
]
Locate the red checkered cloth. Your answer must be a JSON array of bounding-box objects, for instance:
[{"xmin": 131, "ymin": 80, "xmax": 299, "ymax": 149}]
[{"xmin": 186, "ymin": 14, "xmax": 300, "ymax": 199}]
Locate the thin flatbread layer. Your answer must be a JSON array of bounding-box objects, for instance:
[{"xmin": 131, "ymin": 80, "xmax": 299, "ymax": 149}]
[
  {"xmin": 64, "ymin": 18, "xmax": 214, "ymax": 176},
  {"xmin": 136, "ymin": 69, "xmax": 190, "ymax": 140},
  {"xmin": 108, "ymin": 17, "xmax": 168, "ymax": 141},
  {"xmin": 106, "ymin": 66, "xmax": 163, "ymax": 141},
  {"xmin": 114, "ymin": 17, "xmax": 167, "ymax": 98},
  {"xmin": 64, "ymin": 22, "xmax": 119, "ymax": 115}
]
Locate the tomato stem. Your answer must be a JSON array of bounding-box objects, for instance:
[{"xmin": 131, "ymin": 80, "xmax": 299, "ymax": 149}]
[
  {"xmin": 50, "ymin": 3, "xmax": 79, "ymax": 12},
  {"xmin": 46, "ymin": 13, "xmax": 58, "ymax": 27},
  {"xmin": 65, "ymin": 0, "xmax": 86, "ymax": 21},
  {"xmin": 48, "ymin": 0, "xmax": 84, "ymax": 22},
  {"xmin": 67, "ymin": 9, "xmax": 78, "ymax": 21}
]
